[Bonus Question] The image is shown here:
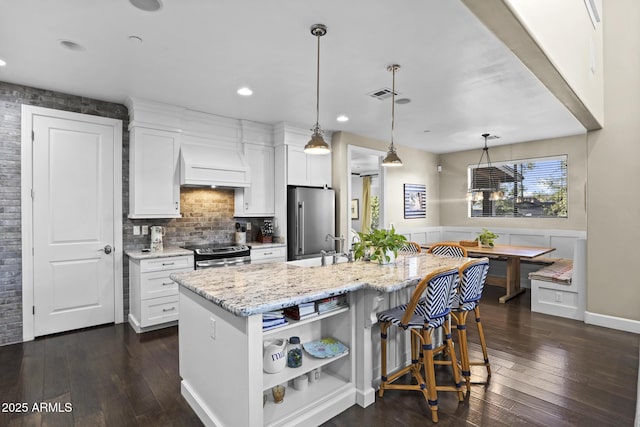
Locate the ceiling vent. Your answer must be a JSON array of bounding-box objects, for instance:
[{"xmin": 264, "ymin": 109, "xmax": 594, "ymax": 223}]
[{"xmin": 368, "ymin": 87, "xmax": 399, "ymax": 100}]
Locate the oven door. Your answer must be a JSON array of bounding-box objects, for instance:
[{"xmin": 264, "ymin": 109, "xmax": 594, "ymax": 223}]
[{"xmin": 195, "ymin": 255, "xmax": 251, "ymax": 269}]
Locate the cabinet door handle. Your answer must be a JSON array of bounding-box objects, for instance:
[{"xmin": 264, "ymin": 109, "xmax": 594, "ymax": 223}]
[
  {"xmin": 175, "ymin": 202, "xmax": 179, "ymax": 211},
  {"xmin": 263, "ymin": 252, "xmax": 273, "ymax": 256},
  {"xmin": 163, "ymin": 307, "xmax": 176, "ymax": 312},
  {"xmin": 162, "ymin": 262, "xmax": 175, "ymax": 266},
  {"xmin": 162, "ymin": 281, "xmax": 174, "ymax": 286}
]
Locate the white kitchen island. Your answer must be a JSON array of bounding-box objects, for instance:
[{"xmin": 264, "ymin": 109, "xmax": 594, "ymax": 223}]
[{"xmin": 171, "ymin": 254, "xmax": 470, "ymax": 427}]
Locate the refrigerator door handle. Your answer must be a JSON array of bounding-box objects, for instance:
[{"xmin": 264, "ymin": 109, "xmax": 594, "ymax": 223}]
[{"xmin": 298, "ymin": 201, "xmax": 304, "ymax": 255}]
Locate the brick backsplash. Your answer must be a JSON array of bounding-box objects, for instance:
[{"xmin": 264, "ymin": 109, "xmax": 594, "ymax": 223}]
[{"xmin": 128, "ymin": 187, "xmax": 264, "ymax": 248}]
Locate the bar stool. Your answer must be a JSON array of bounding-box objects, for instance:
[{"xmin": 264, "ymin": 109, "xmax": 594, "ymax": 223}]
[
  {"xmin": 451, "ymin": 258, "xmax": 491, "ymax": 392},
  {"xmin": 399, "ymin": 241, "xmax": 422, "ymax": 255},
  {"xmin": 427, "ymin": 242, "xmax": 468, "ymax": 258},
  {"xmin": 377, "ymin": 267, "xmax": 464, "ymax": 423}
]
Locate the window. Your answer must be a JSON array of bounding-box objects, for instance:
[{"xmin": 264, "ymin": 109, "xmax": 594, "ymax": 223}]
[{"xmin": 468, "ymin": 155, "xmax": 568, "ymax": 218}]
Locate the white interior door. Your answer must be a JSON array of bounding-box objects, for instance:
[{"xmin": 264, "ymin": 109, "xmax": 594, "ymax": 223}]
[{"xmin": 32, "ymin": 114, "xmax": 116, "ymax": 337}]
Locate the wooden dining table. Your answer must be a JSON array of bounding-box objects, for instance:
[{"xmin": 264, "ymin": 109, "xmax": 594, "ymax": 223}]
[{"xmin": 421, "ymin": 243, "xmax": 556, "ymax": 303}]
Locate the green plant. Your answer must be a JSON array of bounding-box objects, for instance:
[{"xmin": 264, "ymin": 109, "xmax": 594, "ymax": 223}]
[
  {"xmin": 476, "ymin": 228, "xmax": 499, "ymax": 247},
  {"xmin": 353, "ymin": 226, "xmax": 407, "ymax": 263}
]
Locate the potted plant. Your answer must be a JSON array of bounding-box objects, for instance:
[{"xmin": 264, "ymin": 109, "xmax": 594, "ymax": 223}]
[
  {"xmin": 476, "ymin": 228, "xmax": 499, "ymax": 247},
  {"xmin": 353, "ymin": 227, "xmax": 407, "ymax": 264}
]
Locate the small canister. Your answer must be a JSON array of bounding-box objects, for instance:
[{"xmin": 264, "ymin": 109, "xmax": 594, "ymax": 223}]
[{"xmin": 287, "ymin": 336, "xmax": 303, "ymax": 368}]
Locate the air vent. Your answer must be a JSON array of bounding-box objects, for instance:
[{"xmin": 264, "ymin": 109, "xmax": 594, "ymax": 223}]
[{"xmin": 368, "ymin": 87, "xmax": 398, "ymax": 100}]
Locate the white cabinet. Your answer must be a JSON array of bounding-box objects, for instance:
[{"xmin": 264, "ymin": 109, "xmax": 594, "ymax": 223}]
[
  {"xmin": 128, "ymin": 127, "xmax": 181, "ymax": 219},
  {"xmin": 250, "ymin": 245, "xmax": 286, "ymax": 264},
  {"xmin": 287, "ymin": 145, "xmax": 331, "ymax": 187},
  {"xmin": 235, "ymin": 143, "xmax": 275, "ymax": 216},
  {"xmin": 128, "ymin": 254, "xmax": 193, "ymax": 332}
]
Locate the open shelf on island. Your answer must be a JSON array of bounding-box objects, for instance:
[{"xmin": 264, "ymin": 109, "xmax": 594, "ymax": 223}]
[
  {"xmin": 262, "ymin": 348, "xmax": 349, "ymax": 390},
  {"xmin": 263, "ymin": 372, "xmax": 353, "ymax": 427}
]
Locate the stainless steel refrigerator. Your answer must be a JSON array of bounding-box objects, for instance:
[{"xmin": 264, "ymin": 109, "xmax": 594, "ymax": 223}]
[{"xmin": 287, "ymin": 186, "xmax": 336, "ymax": 260}]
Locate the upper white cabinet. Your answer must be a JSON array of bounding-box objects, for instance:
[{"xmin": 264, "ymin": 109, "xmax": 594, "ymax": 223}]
[
  {"xmin": 287, "ymin": 144, "xmax": 331, "ymax": 187},
  {"xmin": 234, "ymin": 143, "xmax": 275, "ymax": 216},
  {"xmin": 128, "ymin": 127, "xmax": 181, "ymax": 218}
]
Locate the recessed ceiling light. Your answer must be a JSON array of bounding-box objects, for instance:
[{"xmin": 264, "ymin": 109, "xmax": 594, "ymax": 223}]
[
  {"xmin": 130, "ymin": 0, "xmax": 162, "ymax": 12},
  {"xmin": 395, "ymin": 98, "xmax": 411, "ymax": 105},
  {"xmin": 336, "ymin": 115, "xmax": 349, "ymax": 122},
  {"xmin": 128, "ymin": 35, "xmax": 143, "ymax": 44},
  {"xmin": 59, "ymin": 40, "xmax": 85, "ymax": 52},
  {"xmin": 0, "ymin": 59, "xmax": 6, "ymax": 67},
  {"xmin": 237, "ymin": 87, "xmax": 253, "ymax": 96}
]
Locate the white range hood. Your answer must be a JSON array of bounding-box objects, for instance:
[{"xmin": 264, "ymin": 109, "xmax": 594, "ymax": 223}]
[{"xmin": 180, "ymin": 143, "xmax": 250, "ymax": 188}]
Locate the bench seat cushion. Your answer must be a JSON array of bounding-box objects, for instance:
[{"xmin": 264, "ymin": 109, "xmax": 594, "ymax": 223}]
[{"xmin": 528, "ymin": 258, "xmax": 573, "ymax": 284}]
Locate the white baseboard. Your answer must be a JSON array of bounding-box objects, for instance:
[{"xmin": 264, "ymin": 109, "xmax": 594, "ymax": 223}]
[{"xmin": 584, "ymin": 311, "xmax": 640, "ymax": 334}]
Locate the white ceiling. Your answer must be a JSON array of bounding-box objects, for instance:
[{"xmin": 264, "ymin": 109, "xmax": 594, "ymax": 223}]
[{"xmin": 0, "ymin": 0, "xmax": 585, "ymax": 153}]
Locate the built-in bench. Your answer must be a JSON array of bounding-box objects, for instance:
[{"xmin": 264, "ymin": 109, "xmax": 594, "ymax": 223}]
[{"xmin": 529, "ymin": 238, "xmax": 586, "ymax": 320}]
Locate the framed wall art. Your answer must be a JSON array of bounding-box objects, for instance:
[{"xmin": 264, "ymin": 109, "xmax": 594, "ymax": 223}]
[
  {"xmin": 351, "ymin": 199, "xmax": 359, "ymax": 220},
  {"xmin": 404, "ymin": 184, "xmax": 426, "ymax": 219}
]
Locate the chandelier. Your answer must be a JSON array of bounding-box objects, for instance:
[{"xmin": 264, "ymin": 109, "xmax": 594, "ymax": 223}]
[{"xmin": 467, "ymin": 133, "xmax": 503, "ymax": 202}]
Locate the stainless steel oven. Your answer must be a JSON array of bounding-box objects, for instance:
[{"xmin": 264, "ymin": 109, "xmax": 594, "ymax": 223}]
[{"xmin": 183, "ymin": 243, "xmax": 251, "ymax": 269}]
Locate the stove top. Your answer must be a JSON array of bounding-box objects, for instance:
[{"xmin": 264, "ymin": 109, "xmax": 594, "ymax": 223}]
[{"xmin": 183, "ymin": 243, "xmax": 250, "ymax": 255}]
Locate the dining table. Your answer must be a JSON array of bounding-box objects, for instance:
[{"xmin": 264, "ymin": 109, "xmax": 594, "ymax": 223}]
[{"xmin": 421, "ymin": 243, "xmax": 556, "ymax": 303}]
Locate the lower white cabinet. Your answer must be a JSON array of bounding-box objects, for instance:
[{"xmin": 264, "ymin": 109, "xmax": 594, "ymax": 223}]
[
  {"xmin": 250, "ymin": 245, "xmax": 286, "ymax": 264},
  {"xmin": 128, "ymin": 255, "xmax": 193, "ymax": 333}
]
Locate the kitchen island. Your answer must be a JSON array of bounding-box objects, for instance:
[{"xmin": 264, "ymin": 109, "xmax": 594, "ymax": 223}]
[{"xmin": 171, "ymin": 254, "xmax": 470, "ymax": 427}]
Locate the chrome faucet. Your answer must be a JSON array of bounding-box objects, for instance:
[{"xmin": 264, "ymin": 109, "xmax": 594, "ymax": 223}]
[{"xmin": 325, "ymin": 234, "xmax": 353, "ymax": 263}]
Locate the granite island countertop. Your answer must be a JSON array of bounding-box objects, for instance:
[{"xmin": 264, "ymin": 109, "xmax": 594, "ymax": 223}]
[{"xmin": 170, "ymin": 253, "xmax": 472, "ymax": 317}]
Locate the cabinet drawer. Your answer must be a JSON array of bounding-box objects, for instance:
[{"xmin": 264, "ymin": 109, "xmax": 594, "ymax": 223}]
[
  {"xmin": 140, "ymin": 295, "xmax": 179, "ymax": 327},
  {"xmin": 140, "ymin": 270, "xmax": 184, "ymax": 299},
  {"xmin": 251, "ymin": 246, "xmax": 286, "ymax": 264},
  {"xmin": 140, "ymin": 255, "xmax": 193, "ymax": 273}
]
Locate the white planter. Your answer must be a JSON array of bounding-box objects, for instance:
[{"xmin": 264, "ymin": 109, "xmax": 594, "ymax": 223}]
[{"xmin": 378, "ymin": 250, "xmax": 396, "ymax": 265}]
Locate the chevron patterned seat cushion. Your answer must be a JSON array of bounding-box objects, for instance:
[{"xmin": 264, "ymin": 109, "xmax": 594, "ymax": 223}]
[
  {"xmin": 377, "ymin": 302, "xmax": 449, "ymax": 329},
  {"xmin": 528, "ymin": 258, "xmax": 573, "ymax": 285}
]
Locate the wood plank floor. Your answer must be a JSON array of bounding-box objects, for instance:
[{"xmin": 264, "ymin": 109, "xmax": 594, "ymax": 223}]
[{"xmin": 0, "ymin": 286, "xmax": 637, "ymax": 426}]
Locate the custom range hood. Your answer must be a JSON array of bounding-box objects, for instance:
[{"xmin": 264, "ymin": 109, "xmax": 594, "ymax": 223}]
[{"xmin": 180, "ymin": 142, "xmax": 250, "ymax": 188}]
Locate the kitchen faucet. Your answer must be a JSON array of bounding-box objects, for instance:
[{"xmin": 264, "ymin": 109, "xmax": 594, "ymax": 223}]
[{"xmin": 325, "ymin": 234, "xmax": 353, "ymax": 263}]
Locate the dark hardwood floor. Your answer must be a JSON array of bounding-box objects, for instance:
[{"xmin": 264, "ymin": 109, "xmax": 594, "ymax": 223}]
[{"xmin": 0, "ymin": 286, "xmax": 637, "ymax": 426}]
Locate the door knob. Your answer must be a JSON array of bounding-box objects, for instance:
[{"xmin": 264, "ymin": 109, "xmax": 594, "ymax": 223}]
[{"xmin": 99, "ymin": 245, "xmax": 113, "ymax": 254}]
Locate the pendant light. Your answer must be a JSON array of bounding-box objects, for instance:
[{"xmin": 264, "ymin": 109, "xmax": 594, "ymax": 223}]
[
  {"xmin": 467, "ymin": 133, "xmax": 503, "ymax": 201},
  {"xmin": 382, "ymin": 64, "xmax": 403, "ymax": 167},
  {"xmin": 304, "ymin": 24, "xmax": 331, "ymax": 155}
]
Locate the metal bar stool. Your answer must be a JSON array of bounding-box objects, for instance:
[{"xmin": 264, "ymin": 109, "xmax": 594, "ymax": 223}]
[
  {"xmin": 377, "ymin": 267, "xmax": 465, "ymax": 423},
  {"xmin": 451, "ymin": 257, "xmax": 491, "ymax": 392}
]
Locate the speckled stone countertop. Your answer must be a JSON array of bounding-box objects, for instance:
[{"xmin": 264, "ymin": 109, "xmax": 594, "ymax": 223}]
[
  {"xmin": 171, "ymin": 254, "xmax": 471, "ymax": 317},
  {"xmin": 125, "ymin": 247, "xmax": 193, "ymax": 260}
]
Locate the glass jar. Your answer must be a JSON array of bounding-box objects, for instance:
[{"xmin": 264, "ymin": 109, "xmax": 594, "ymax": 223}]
[{"xmin": 287, "ymin": 336, "xmax": 302, "ymax": 368}]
